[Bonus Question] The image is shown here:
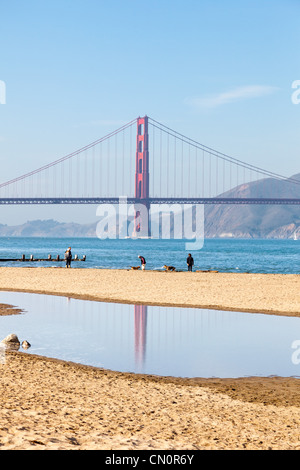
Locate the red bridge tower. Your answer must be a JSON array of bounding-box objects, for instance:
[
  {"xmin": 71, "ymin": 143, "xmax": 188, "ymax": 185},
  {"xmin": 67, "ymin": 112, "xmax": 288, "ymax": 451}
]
[{"xmin": 134, "ymin": 116, "xmax": 150, "ymax": 236}]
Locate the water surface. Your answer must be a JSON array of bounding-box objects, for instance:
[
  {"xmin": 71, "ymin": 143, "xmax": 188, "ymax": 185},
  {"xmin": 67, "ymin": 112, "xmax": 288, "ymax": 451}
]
[
  {"xmin": 1, "ymin": 291, "xmax": 300, "ymax": 379},
  {"xmin": 0, "ymin": 237, "xmax": 299, "ymax": 273}
]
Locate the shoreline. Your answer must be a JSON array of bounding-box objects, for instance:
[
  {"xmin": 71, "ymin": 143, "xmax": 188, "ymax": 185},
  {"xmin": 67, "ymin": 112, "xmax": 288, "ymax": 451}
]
[
  {"xmin": 1, "ymin": 351, "xmax": 300, "ymax": 450},
  {"xmin": 0, "ymin": 267, "xmax": 299, "ymax": 317},
  {"xmin": 5, "ymin": 349, "xmax": 300, "ymax": 404},
  {"xmin": 1, "ymin": 286, "xmax": 300, "ymax": 318},
  {"xmin": 1, "ymin": 267, "xmax": 300, "ymax": 449}
]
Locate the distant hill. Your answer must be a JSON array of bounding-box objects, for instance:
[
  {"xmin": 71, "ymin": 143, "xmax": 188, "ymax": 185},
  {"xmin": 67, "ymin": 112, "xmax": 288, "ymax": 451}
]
[
  {"xmin": 0, "ymin": 219, "xmax": 98, "ymax": 238},
  {"xmin": 204, "ymin": 173, "xmax": 300, "ymax": 238}
]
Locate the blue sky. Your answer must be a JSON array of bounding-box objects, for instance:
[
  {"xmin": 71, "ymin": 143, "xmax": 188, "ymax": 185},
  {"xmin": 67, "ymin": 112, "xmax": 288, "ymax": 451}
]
[{"xmin": 0, "ymin": 0, "xmax": 299, "ymax": 224}]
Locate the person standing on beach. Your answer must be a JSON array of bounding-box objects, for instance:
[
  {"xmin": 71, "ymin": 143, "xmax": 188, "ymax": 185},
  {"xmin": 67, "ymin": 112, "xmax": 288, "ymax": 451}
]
[
  {"xmin": 138, "ymin": 255, "xmax": 146, "ymax": 270},
  {"xmin": 65, "ymin": 247, "xmax": 72, "ymax": 268},
  {"xmin": 186, "ymin": 253, "xmax": 194, "ymax": 271}
]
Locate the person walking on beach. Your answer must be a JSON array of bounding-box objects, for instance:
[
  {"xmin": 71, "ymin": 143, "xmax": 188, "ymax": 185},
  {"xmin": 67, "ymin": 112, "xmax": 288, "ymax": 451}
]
[
  {"xmin": 65, "ymin": 247, "xmax": 72, "ymax": 268},
  {"xmin": 138, "ymin": 255, "xmax": 146, "ymax": 270},
  {"xmin": 186, "ymin": 253, "xmax": 194, "ymax": 272}
]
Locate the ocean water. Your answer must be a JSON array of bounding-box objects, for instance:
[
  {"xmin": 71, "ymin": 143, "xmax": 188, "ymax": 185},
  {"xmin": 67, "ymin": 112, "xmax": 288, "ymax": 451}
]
[{"xmin": 0, "ymin": 237, "xmax": 298, "ymax": 273}]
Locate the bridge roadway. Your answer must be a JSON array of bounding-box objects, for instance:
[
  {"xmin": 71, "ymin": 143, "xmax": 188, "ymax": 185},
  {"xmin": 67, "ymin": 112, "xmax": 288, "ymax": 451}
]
[{"xmin": 0, "ymin": 197, "xmax": 300, "ymax": 205}]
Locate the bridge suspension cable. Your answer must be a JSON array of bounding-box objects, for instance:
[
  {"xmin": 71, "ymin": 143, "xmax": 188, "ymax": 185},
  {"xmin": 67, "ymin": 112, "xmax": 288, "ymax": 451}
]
[
  {"xmin": 148, "ymin": 117, "xmax": 300, "ymax": 186},
  {"xmin": 0, "ymin": 115, "xmax": 299, "ymax": 203},
  {"xmin": 0, "ymin": 118, "xmax": 137, "ymax": 196}
]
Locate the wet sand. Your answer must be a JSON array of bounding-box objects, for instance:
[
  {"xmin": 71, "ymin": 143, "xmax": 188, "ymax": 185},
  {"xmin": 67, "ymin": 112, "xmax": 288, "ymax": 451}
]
[{"xmin": 0, "ymin": 267, "xmax": 300, "ymax": 450}]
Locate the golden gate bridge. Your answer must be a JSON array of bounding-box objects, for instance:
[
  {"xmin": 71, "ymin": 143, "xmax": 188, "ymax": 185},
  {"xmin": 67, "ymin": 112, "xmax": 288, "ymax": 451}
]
[
  {"xmin": 0, "ymin": 115, "xmax": 299, "ymax": 209},
  {"xmin": 1, "ymin": 117, "xmax": 299, "ymax": 355}
]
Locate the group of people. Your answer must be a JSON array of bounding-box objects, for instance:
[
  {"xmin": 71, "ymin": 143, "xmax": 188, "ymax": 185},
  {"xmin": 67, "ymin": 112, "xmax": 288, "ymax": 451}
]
[
  {"xmin": 64, "ymin": 248, "xmax": 195, "ymax": 271},
  {"xmin": 137, "ymin": 253, "xmax": 195, "ymax": 271}
]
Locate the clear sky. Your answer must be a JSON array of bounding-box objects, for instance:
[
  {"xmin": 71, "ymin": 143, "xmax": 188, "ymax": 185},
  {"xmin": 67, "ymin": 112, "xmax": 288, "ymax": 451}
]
[{"xmin": 0, "ymin": 0, "xmax": 299, "ymax": 224}]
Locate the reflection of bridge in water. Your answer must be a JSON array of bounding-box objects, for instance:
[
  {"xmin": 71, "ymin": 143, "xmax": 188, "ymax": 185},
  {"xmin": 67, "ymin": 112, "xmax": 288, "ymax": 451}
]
[
  {"xmin": 0, "ymin": 291, "xmax": 296, "ymax": 378},
  {"xmin": 134, "ymin": 304, "xmax": 147, "ymax": 368}
]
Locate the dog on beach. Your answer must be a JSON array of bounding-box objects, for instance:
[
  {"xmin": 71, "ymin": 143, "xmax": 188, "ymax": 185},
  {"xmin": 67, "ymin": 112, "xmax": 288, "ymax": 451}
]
[
  {"xmin": 163, "ymin": 265, "xmax": 176, "ymax": 272},
  {"xmin": 131, "ymin": 266, "xmax": 141, "ymax": 270}
]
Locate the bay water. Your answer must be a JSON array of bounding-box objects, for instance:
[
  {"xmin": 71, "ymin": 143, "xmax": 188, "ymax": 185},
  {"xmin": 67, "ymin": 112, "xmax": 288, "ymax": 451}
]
[{"xmin": 0, "ymin": 237, "xmax": 298, "ymax": 273}]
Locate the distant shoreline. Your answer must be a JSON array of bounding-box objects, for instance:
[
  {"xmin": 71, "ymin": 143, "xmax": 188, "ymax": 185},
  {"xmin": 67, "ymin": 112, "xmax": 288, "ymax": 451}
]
[{"xmin": 0, "ymin": 235, "xmax": 298, "ymax": 239}]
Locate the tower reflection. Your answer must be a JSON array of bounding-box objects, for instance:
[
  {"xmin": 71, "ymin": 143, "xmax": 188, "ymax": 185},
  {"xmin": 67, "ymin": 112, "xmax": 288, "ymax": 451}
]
[{"xmin": 134, "ymin": 304, "xmax": 148, "ymax": 369}]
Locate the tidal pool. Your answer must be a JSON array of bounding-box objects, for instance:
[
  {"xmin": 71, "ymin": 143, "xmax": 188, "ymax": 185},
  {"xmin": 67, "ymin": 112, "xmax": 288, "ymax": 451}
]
[{"xmin": 0, "ymin": 291, "xmax": 300, "ymax": 378}]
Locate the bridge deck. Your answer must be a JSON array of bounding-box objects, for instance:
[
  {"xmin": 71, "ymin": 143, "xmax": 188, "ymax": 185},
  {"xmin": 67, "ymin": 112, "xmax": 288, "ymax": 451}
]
[{"xmin": 0, "ymin": 197, "xmax": 300, "ymax": 205}]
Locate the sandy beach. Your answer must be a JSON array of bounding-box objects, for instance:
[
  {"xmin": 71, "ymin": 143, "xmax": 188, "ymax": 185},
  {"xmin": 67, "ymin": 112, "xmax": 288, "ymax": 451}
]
[
  {"xmin": 0, "ymin": 267, "xmax": 299, "ymax": 316},
  {"xmin": 0, "ymin": 267, "xmax": 300, "ymax": 450}
]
